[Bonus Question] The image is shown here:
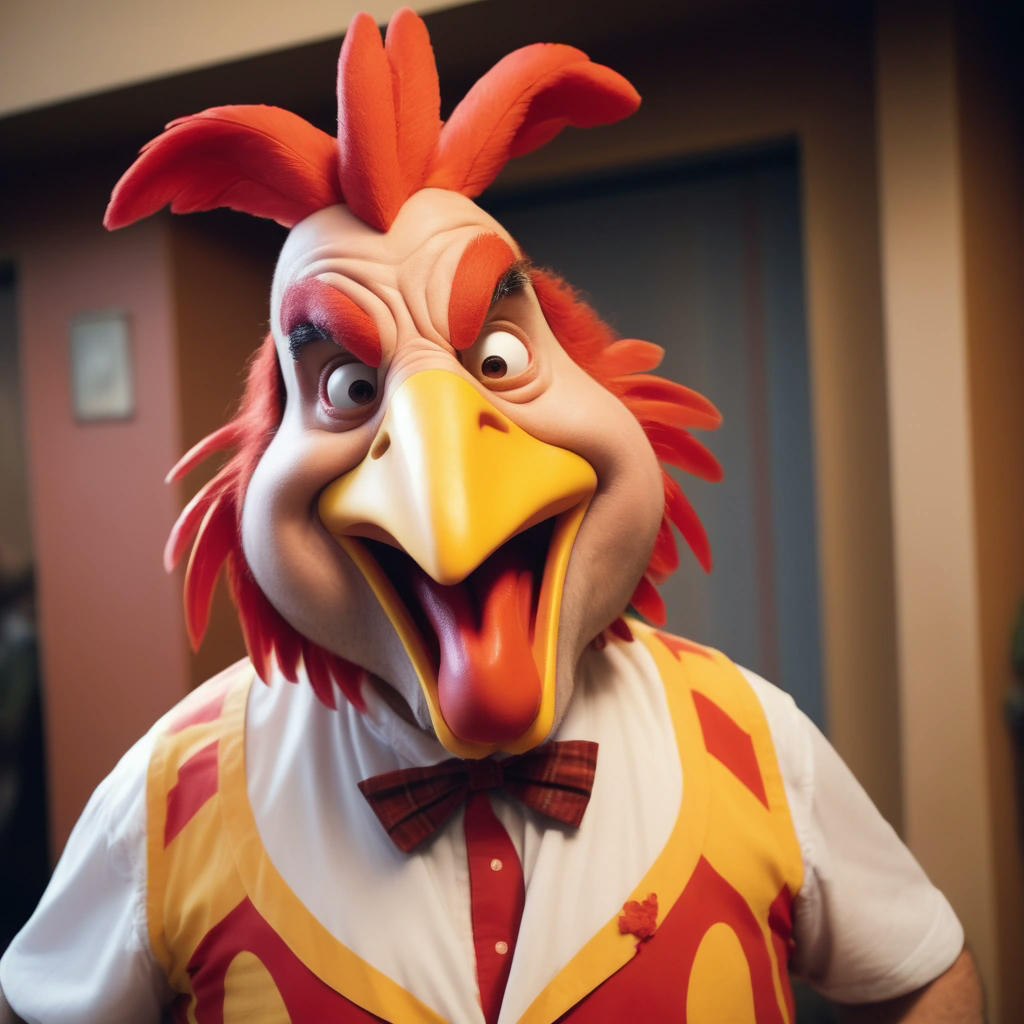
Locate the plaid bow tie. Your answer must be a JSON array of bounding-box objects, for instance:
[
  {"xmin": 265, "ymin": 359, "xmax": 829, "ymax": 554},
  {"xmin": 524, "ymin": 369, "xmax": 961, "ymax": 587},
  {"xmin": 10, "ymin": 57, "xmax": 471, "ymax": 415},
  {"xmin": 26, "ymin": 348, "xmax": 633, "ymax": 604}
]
[{"xmin": 358, "ymin": 740, "xmax": 599, "ymax": 852}]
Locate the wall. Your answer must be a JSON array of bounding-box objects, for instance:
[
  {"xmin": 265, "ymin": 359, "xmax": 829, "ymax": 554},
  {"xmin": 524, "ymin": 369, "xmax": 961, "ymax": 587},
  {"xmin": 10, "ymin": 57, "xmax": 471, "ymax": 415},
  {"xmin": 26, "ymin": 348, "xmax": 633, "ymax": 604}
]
[
  {"xmin": 0, "ymin": 0, "xmax": 450, "ymax": 118},
  {"xmin": 5, "ymin": 174, "xmax": 191, "ymax": 851},
  {"xmin": 958, "ymin": 5, "xmax": 1024, "ymax": 1017},
  {"xmin": 876, "ymin": 1, "xmax": 1024, "ymax": 1016},
  {"xmin": 0, "ymin": 275, "xmax": 33, "ymax": 573}
]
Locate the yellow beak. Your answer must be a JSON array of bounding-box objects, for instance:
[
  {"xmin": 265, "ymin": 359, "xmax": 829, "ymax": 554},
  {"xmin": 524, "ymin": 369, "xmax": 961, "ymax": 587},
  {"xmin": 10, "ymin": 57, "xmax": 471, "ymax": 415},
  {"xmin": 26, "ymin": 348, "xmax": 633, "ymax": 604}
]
[{"xmin": 318, "ymin": 369, "xmax": 597, "ymax": 756}]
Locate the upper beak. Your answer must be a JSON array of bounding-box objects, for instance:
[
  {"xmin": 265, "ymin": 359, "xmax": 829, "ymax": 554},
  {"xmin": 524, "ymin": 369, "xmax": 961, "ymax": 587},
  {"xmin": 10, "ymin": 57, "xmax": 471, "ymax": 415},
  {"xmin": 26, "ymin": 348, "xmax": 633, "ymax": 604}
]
[{"xmin": 318, "ymin": 369, "xmax": 596, "ymax": 756}]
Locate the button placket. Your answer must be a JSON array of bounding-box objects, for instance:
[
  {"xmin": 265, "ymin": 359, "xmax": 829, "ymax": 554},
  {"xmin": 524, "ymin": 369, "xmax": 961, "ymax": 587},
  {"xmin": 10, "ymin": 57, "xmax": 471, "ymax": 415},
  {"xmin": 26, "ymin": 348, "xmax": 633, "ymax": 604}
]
[{"xmin": 464, "ymin": 792, "xmax": 525, "ymax": 1024}]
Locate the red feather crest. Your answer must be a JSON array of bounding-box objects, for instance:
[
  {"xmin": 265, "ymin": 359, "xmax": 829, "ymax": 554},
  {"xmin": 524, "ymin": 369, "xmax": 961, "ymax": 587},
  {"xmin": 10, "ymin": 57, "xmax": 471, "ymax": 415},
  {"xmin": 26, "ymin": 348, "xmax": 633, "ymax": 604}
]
[
  {"xmin": 428, "ymin": 44, "xmax": 639, "ymax": 197},
  {"xmin": 104, "ymin": 106, "xmax": 343, "ymax": 230},
  {"xmin": 105, "ymin": 8, "xmax": 639, "ymax": 232},
  {"xmin": 335, "ymin": 9, "xmax": 441, "ymax": 230}
]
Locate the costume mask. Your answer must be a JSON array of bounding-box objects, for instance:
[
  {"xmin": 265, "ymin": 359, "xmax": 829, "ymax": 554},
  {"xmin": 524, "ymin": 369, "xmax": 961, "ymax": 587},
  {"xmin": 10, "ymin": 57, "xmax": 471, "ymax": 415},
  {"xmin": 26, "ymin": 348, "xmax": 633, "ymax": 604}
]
[{"xmin": 106, "ymin": 8, "xmax": 721, "ymax": 757}]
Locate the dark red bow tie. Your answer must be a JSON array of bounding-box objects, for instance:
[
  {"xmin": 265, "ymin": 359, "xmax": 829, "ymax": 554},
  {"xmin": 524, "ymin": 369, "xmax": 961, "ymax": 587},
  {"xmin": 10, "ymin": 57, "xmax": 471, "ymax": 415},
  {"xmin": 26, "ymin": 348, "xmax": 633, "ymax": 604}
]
[{"xmin": 358, "ymin": 740, "xmax": 599, "ymax": 852}]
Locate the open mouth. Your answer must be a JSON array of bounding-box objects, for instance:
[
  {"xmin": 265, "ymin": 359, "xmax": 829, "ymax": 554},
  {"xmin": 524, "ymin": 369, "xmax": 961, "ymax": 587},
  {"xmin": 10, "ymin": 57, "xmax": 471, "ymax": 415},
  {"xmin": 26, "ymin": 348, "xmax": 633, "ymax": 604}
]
[
  {"xmin": 339, "ymin": 503, "xmax": 588, "ymax": 755},
  {"xmin": 315, "ymin": 369, "xmax": 599, "ymax": 756},
  {"xmin": 367, "ymin": 518, "xmax": 552, "ymax": 672}
]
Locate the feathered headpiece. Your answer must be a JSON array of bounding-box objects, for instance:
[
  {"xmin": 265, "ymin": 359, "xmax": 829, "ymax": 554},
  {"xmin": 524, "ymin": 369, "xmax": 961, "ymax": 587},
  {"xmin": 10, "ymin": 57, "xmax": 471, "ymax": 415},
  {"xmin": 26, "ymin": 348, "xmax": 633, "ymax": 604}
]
[{"xmin": 106, "ymin": 8, "xmax": 640, "ymax": 232}]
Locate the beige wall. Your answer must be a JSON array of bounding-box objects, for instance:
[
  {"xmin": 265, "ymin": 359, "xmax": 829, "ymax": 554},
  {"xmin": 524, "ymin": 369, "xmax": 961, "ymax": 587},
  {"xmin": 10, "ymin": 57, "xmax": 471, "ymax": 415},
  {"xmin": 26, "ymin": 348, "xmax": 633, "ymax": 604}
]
[
  {"xmin": 876, "ymin": 2, "xmax": 1024, "ymax": 1018},
  {"xmin": 0, "ymin": 0, "xmax": 450, "ymax": 118},
  {"xmin": 876, "ymin": 0, "xmax": 991, "ymax": 984},
  {"xmin": 956, "ymin": 5, "xmax": 1024, "ymax": 1018},
  {"xmin": 960, "ymin": 52, "xmax": 1024, "ymax": 1024}
]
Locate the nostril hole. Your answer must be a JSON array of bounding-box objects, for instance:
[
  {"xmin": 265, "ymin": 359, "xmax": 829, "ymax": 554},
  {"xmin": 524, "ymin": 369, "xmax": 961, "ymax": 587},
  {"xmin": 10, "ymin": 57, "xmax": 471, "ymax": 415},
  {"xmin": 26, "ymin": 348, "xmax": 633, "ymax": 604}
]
[
  {"xmin": 478, "ymin": 409, "xmax": 509, "ymax": 433},
  {"xmin": 370, "ymin": 432, "xmax": 391, "ymax": 460}
]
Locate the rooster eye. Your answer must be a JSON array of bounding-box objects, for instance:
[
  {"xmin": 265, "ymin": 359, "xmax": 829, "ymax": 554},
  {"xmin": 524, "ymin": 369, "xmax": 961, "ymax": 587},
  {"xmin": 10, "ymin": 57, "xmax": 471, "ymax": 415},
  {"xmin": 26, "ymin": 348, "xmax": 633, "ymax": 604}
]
[
  {"xmin": 324, "ymin": 362, "xmax": 378, "ymax": 410},
  {"xmin": 465, "ymin": 329, "xmax": 530, "ymax": 384}
]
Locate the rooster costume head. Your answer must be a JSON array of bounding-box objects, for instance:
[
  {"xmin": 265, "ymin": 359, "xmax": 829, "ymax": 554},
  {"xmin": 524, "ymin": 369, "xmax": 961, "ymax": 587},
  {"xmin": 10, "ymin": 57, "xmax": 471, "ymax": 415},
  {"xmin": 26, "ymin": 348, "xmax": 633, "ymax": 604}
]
[{"xmin": 105, "ymin": 8, "xmax": 721, "ymax": 758}]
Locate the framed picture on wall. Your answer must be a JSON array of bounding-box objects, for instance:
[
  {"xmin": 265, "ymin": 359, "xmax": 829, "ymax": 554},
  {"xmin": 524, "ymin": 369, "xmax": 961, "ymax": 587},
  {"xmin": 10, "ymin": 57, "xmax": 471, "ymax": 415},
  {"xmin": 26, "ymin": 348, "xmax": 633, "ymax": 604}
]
[{"xmin": 69, "ymin": 311, "xmax": 134, "ymax": 421}]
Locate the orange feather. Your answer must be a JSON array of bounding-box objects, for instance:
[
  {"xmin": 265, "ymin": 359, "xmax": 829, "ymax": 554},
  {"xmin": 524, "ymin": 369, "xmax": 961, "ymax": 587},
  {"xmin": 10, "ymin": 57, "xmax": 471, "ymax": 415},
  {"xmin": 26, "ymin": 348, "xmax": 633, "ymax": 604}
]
[
  {"xmin": 648, "ymin": 517, "xmax": 681, "ymax": 582},
  {"xmin": 629, "ymin": 397, "xmax": 723, "ymax": 433},
  {"xmin": 588, "ymin": 339, "xmax": 664, "ymax": 377},
  {"xmin": 429, "ymin": 44, "xmax": 640, "ymax": 198},
  {"xmin": 105, "ymin": 106, "xmax": 341, "ymax": 230},
  {"xmin": 183, "ymin": 499, "xmax": 235, "ymax": 649},
  {"xmin": 165, "ymin": 423, "xmax": 241, "ymax": 484},
  {"xmin": 630, "ymin": 575, "xmax": 667, "ymax": 626},
  {"xmin": 646, "ymin": 424, "xmax": 723, "ymax": 482},
  {"xmin": 385, "ymin": 8, "xmax": 442, "ymax": 197},
  {"xmin": 664, "ymin": 473, "xmax": 712, "ymax": 572},
  {"xmin": 610, "ymin": 375, "xmax": 721, "ymax": 424},
  {"xmin": 164, "ymin": 476, "xmax": 225, "ymax": 573},
  {"xmin": 336, "ymin": 13, "xmax": 403, "ymax": 230}
]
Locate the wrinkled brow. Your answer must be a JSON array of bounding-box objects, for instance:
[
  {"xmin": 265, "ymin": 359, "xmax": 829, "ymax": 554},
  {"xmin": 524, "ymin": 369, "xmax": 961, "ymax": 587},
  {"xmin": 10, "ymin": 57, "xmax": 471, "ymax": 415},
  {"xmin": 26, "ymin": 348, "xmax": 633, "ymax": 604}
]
[
  {"xmin": 280, "ymin": 279, "xmax": 382, "ymax": 367},
  {"xmin": 447, "ymin": 233, "xmax": 524, "ymax": 351}
]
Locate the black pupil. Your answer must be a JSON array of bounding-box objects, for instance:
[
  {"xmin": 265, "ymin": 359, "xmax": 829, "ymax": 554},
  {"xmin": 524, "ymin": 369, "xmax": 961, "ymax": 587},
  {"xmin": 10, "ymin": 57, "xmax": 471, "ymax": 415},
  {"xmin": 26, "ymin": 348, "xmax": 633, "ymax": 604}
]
[
  {"xmin": 348, "ymin": 378, "xmax": 376, "ymax": 404},
  {"xmin": 481, "ymin": 355, "xmax": 508, "ymax": 378}
]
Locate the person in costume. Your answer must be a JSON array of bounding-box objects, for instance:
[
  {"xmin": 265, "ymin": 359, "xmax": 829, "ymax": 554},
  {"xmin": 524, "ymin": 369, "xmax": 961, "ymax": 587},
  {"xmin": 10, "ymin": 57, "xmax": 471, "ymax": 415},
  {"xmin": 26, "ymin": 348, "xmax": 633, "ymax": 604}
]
[{"xmin": 0, "ymin": 9, "xmax": 983, "ymax": 1023}]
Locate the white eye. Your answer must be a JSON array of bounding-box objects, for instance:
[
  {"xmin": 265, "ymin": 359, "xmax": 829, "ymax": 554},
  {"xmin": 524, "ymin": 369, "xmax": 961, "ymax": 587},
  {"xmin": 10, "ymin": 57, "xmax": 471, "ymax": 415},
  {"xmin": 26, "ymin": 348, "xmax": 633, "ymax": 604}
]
[
  {"xmin": 324, "ymin": 362, "xmax": 378, "ymax": 410},
  {"xmin": 466, "ymin": 329, "xmax": 530, "ymax": 383}
]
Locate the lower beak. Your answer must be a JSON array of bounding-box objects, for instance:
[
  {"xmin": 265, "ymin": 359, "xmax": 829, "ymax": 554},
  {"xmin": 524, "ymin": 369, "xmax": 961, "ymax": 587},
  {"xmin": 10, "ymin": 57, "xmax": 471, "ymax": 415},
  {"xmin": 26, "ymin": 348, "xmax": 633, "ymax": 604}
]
[{"xmin": 318, "ymin": 369, "xmax": 596, "ymax": 757}]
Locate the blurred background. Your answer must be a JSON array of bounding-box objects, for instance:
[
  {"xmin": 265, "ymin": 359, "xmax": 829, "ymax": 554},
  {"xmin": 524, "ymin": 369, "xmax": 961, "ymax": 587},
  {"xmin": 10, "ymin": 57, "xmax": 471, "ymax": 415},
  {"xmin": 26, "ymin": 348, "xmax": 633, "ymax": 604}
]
[{"xmin": 1, "ymin": 0, "xmax": 1022, "ymax": 1018}]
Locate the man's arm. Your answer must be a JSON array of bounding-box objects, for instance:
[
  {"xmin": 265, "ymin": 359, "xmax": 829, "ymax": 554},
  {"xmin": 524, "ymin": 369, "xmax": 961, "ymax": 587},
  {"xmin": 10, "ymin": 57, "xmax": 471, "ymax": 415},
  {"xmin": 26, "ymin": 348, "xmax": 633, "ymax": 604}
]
[{"xmin": 837, "ymin": 949, "xmax": 984, "ymax": 1024}]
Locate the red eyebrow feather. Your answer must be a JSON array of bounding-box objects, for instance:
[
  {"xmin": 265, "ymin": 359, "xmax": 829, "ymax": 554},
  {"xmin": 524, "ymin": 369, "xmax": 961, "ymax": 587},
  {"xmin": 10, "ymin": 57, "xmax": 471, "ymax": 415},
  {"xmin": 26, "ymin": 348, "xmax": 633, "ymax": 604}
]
[
  {"xmin": 280, "ymin": 279, "xmax": 382, "ymax": 366},
  {"xmin": 447, "ymin": 233, "xmax": 518, "ymax": 350}
]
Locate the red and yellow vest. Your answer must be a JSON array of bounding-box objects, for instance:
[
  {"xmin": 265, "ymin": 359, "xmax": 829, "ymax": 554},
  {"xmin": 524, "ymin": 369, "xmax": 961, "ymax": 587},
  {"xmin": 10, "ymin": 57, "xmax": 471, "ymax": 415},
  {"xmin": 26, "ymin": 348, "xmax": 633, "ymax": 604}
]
[{"xmin": 146, "ymin": 628, "xmax": 804, "ymax": 1023}]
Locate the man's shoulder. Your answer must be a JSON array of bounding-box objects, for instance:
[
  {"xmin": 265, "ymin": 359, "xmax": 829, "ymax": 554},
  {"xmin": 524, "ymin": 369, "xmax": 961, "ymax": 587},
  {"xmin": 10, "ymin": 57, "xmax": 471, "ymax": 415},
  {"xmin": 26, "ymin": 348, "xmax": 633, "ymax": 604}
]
[{"xmin": 620, "ymin": 623, "xmax": 798, "ymax": 716}]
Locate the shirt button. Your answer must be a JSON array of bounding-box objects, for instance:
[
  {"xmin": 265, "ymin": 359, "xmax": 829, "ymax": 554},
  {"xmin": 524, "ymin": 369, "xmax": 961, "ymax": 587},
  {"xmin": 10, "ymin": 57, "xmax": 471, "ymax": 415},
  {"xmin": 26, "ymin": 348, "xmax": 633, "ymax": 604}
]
[
  {"xmin": 494, "ymin": 941, "xmax": 509, "ymax": 956},
  {"xmin": 490, "ymin": 858, "xmax": 503, "ymax": 872}
]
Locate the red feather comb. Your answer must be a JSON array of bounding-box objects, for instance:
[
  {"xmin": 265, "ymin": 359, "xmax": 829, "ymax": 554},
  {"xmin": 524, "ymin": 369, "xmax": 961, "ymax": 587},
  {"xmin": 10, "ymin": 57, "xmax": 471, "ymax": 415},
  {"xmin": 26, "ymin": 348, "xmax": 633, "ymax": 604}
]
[{"xmin": 106, "ymin": 7, "xmax": 639, "ymax": 232}]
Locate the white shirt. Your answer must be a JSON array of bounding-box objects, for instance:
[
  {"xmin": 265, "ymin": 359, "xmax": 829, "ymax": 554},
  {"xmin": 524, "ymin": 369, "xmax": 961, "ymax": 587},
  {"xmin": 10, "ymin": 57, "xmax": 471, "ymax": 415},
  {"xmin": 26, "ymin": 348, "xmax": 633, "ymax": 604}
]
[{"xmin": 0, "ymin": 636, "xmax": 963, "ymax": 1022}]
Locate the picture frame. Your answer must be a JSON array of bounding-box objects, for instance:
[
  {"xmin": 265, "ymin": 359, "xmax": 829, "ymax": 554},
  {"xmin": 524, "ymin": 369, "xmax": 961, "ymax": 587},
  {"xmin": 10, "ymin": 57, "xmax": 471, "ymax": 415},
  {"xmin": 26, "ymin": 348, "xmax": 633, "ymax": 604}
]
[{"xmin": 69, "ymin": 311, "xmax": 134, "ymax": 421}]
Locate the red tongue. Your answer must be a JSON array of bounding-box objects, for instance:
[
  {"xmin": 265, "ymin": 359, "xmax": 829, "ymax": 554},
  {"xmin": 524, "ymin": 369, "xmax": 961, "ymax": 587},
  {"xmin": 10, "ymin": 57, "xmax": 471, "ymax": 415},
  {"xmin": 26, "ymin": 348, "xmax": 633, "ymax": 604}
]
[{"xmin": 412, "ymin": 544, "xmax": 542, "ymax": 745}]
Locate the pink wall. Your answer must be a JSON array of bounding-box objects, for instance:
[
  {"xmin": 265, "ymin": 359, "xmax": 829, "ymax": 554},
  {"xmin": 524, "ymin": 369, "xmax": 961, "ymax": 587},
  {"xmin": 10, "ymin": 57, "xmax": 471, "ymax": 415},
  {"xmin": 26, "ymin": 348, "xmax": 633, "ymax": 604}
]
[{"xmin": 15, "ymin": 197, "xmax": 191, "ymax": 852}]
